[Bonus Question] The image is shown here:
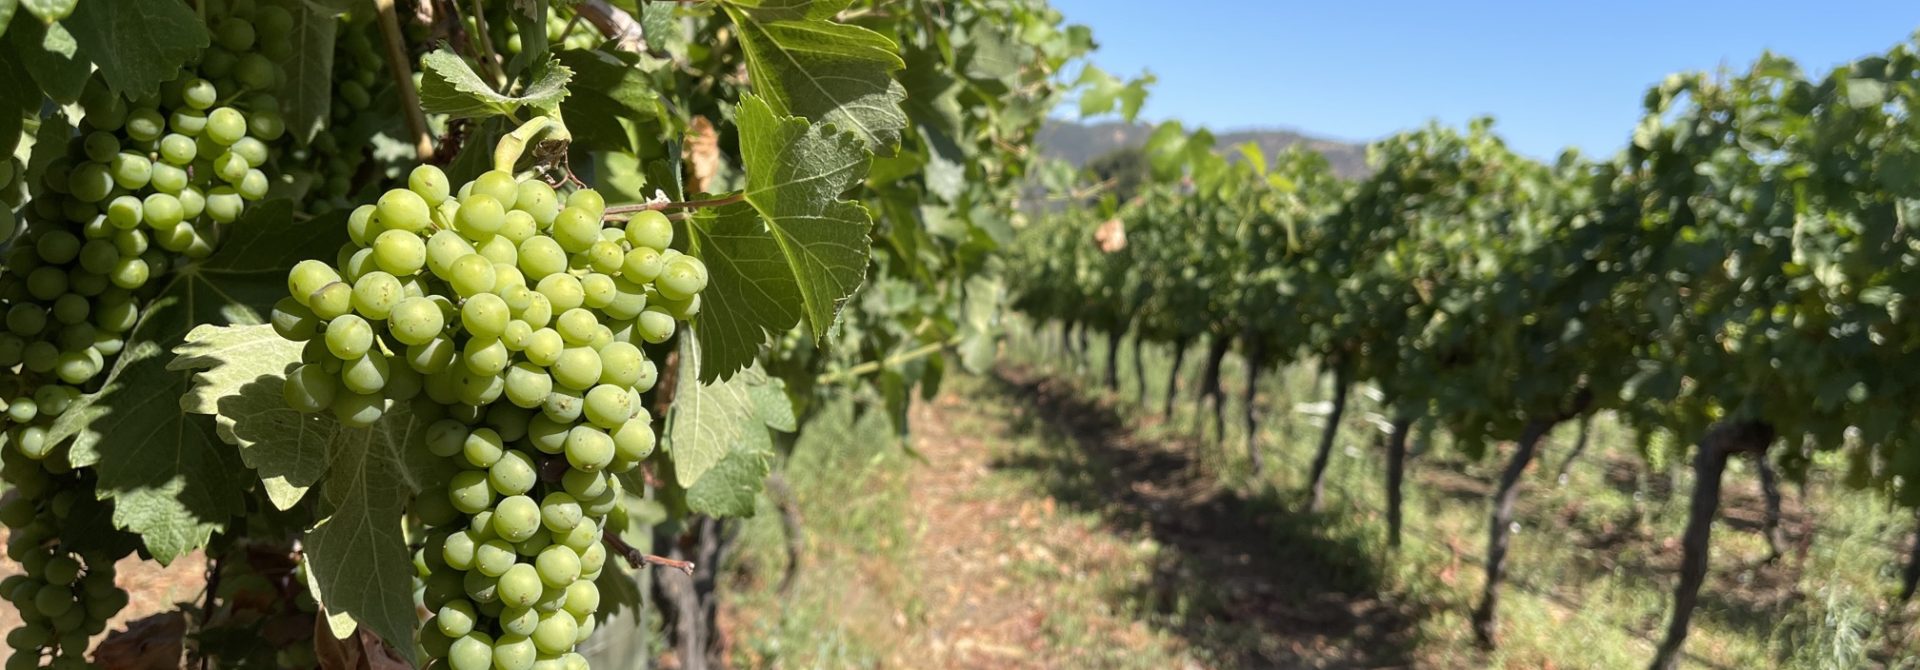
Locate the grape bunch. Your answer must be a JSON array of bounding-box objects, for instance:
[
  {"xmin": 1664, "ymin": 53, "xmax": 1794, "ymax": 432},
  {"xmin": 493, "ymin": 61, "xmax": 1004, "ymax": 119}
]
[
  {"xmin": 300, "ymin": 14, "xmax": 395, "ymax": 211},
  {"xmin": 0, "ymin": 465, "xmax": 126, "ymax": 670},
  {"xmin": 269, "ymin": 163, "xmax": 708, "ymax": 669}
]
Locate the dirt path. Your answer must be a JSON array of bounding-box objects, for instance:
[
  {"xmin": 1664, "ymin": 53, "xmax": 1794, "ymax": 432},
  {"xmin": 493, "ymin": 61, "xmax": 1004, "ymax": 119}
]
[{"xmin": 866, "ymin": 366, "xmax": 1427, "ymax": 669}]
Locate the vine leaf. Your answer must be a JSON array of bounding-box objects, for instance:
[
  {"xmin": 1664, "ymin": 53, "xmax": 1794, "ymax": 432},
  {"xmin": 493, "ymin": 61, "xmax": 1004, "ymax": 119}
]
[
  {"xmin": 45, "ymin": 202, "xmax": 341, "ymax": 564},
  {"xmin": 281, "ymin": 2, "xmax": 340, "ymax": 143},
  {"xmin": 175, "ymin": 322, "xmax": 448, "ymax": 665},
  {"xmin": 686, "ymin": 95, "xmax": 872, "ymax": 381},
  {"xmin": 63, "ymin": 0, "xmax": 208, "ymax": 100},
  {"xmin": 7, "ymin": 18, "xmax": 88, "ymax": 103},
  {"xmin": 723, "ymin": 1, "xmax": 906, "ymax": 153},
  {"xmin": 418, "ymin": 48, "xmax": 571, "ymax": 119},
  {"xmin": 663, "ymin": 332, "xmax": 793, "ymax": 493},
  {"xmin": 19, "ymin": 0, "xmax": 74, "ymax": 24}
]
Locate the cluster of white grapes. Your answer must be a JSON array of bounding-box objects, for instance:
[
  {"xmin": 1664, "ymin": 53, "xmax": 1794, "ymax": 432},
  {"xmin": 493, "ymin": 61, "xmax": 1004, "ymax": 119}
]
[
  {"xmin": 0, "ymin": 2, "xmax": 298, "ymax": 663},
  {"xmin": 270, "ymin": 162, "xmax": 707, "ymax": 669}
]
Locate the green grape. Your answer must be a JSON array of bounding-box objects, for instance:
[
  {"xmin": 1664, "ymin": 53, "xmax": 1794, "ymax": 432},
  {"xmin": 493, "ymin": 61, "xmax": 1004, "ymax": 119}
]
[
  {"xmin": 408, "ymin": 336, "xmax": 457, "ymax": 374},
  {"xmin": 109, "ymin": 257, "xmax": 150, "ymax": 289},
  {"xmin": 448, "ymin": 254, "xmax": 496, "ymax": 298},
  {"xmin": 340, "ymin": 353, "xmax": 391, "ymax": 394},
  {"xmin": 331, "ymin": 391, "xmax": 384, "ymax": 427},
  {"xmin": 502, "ymin": 320, "xmax": 534, "ymax": 351},
  {"xmin": 461, "ymin": 293, "xmax": 510, "ymax": 338},
  {"xmin": 524, "ymin": 329, "xmax": 564, "ymax": 367},
  {"xmin": 377, "ymin": 188, "xmax": 431, "ymax": 233},
  {"xmin": 554, "ymin": 308, "xmax": 597, "ymax": 345},
  {"xmin": 586, "ymin": 241, "xmax": 623, "ymax": 276},
  {"xmin": 566, "ymin": 189, "xmax": 605, "ymax": 215},
  {"xmin": 109, "ymin": 153, "xmax": 152, "ymax": 190},
  {"xmin": 287, "ymin": 259, "xmax": 341, "ymax": 307},
  {"xmin": 479, "ymin": 237, "xmax": 519, "ymax": 267},
  {"xmin": 561, "ymin": 581, "xmax": 599, "ymax": 620},
  {"xmin": 283, "ymin": 364, "xmax": 340, "ymax": 414},
  {"xmin": 230, "ymin": 136, "xmax": 269, "ymax": 166},
  {"xmin": 215, "ymin": 151, "xmax": 250, "ymax": 182},
  {"xmin": 635, "ymin": 308, "xmax": 676, "ymax": 344},
  {"xmin": 499, "ymin": 606, "xmax": 540, "ymax": 638},
  {"xmin": 489, "ymin": 451, "xmax": 537, "ymax": 496},
  {"xmin": 464, "ymin": 337, "xmax": 510, "ymax": 376},
  {"xmin": 582, "ymin": 385, "xmax": 631, "ymax": 430},
  {"xmin": 125, "ymin": 108, "xmax": 166, "ymax": 142},
  {"xmin": 324, "ymin": 314, "xmax": 374, "ymax": 359},
  {"xmin": 531, "ymin": 611, "xmax": 578, "ymax": 655},
  {"xmin": 612, "ymin": 416, "xmax": 656, "ymax": 464},
  {"xmin": 515, "ymin": 181, "xmax": 559, "ymax": 226},
  {"xmin": 390, "ymin": 297, "xmax": 445, "ymax": 346},
  {"xmin": 580, "ymin": 273, "xmax": 617, "ymax": 309},
  {"xmin": 493, "ymin": 495, "xmax": 540, "ymax": 543},
  {"xmin": 309, "ymin": 282, "xmax": 354, "ymax": 320},
  {"xmin": 448, "ymin": 470, "xmax": 494, "ymax": 515},
  {"xmin": 159, "ymin": 133, "xmax": 198, "ymax": 165},
  {"xmin": 206, "ymin": 186, "xmax": 246, "ymax": 222},
  {"xmin": 533, "ymin": 545, "xmax": 580, "ymax": 590},
  {"xmin": 456, "ymin": 193, "xmax": 506, "ymax": 238},
  {"xmin": 527, "ymin": 414, "xmax": 570, "ymax": 455},
  {"xmin": 625, "ymin": 210, "xmax": 673, "ymax": 251},
  {"xmin": 474, "ymin": 540, "xmax": 516, "ymax": 577},
  {"xmin": 271, "ymin": 297, "xmax": 319, "ymax": 341},
  {"xmin": 372, "ymin": 230, "xmax": 427, "ymax": 276},
  {"xmin": 410, "ymin": 165, "xmax": 451, "ymax": 205},
  {"xmin": 517, "ymin": 236, "xmax": 566, "ymax": 280},
  {"xmin": 538, "ymin": 493, "xmax": 582, "ymax": 533},
  {"xmin": 463, "ymin": 428, "xmax": 506, "ymax": 468},
  {"xmin": 492, "ymin": 635, "xmax": 537, "ymax": 670},
  {"xmin": 426, "ymin": 419, "xmax": 469, "ymax": 458},
  {"xmin": 106, "ymin": 195, "xmax": 143, "ymax": 229},
  {"xmin": 182, "ymin": 78, "xmax": 219, "ymax": 110},
  {"xmin": 551, "ymin": 206, "xmax": 599, "ymax": 253},
  {"xmin": 206, "ymin": 107, "xmax": 248, "ymax": 145},
  {"xmin": 496, "ymin": 564, "xmax": 542, "ymax": 609},
  {"xmin": 351, "ymin": 271, "xmax": 403, "ymax": 319},
  {"xmin": 563, "ymin": 426, "xmax": 613, "ymax": 472},
  {"xmin": 150, "ymin": 163, "xmax": 189, "ymax": 193},
  {"xmin": 471, "ymin": 171, "xmax": 520, "ymax": 208},
  {"xmin": 505, "ymin": 363, "xmax": 554, "ymax": 409},
  {"xmin": 500, "ymin": 210, "xmax": 538, "ymax": 244},
  {"xmin": 447, "ymin": 632, "xmax": 493, "ymax": 670},
  {"xmin": 621, "ymin": 246, "xmax": 664, "ymax": 284},
  {"xmin": 550, "ymin": 347, "xmax": 601, "ymax": 391}
]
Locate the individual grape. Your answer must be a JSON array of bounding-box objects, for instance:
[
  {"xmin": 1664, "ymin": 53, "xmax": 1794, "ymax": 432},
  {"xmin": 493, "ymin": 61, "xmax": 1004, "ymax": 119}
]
[
  {"xmin": 410, "ymin": 165, "xmax": 451, "ymax": 206},
  {"xmin": 470, "ymin": 171, "xmax": 519, "ymax": 208},
  {"xmin": 340, "ymin": 354, "xmax": 390, "ymax": 395},
  {"xmin": 448, "ymin": 471, "xmax": 494, "ymax": 515},
  {"xmin": 524, "ymin": 329, "xmax": 564, "ymax": 368},
  {"xmin": 448, "ymin": 254, "xmax": 496, "ymax": 298},
  {"xmin": 474, "ymin": 540, "xmax": 516, "ymax": 578},
  {"xmin": 206, "ymin": 107, "xmax": 248, "ymax": 145},
  {"xmin": 621, "ymin": 246, "xmax": 664, "ymax": 284},
  {"xmin": 463, "ymin": 337, "xmax": 510, "ymax": 376},
  {"xmin": 496, "ymin": 564, "xmax": 542, "ymax": 609},
  {"xmin": 517, "ymin": 236, "xmax": 566, "ymax": 280},
  {"xmin": 493, "ymin": 495, "xmax": 540, "ymax": 543},
  {"xmin": 635, "ymin": 308, "xmax": 676, "ymax": 344},
  {"xmin": 460, "ymin": 293, "xmax": 510, "ymax": 338},
  {"xmin": 504, "ymin": 363, "xmax": 553, "ymax": 409},
  {"xmin": 489, "ymin": 450, "xmax": 537, "ymax": 497},
  {"xmin": 455, "ymin": 193, "xmax": 506, "ymax": 238},
  {"xmin": 446, "ymin": 633, "xmax": 492, "ymax": 670},
  {"xmin": 288, "ymin": 260, "xmax": 341, "ymax": 308},
  {"xmin": 531, "ymin": 611, "xmax": 578, "ymax": 655},
  {"xmin": 351, "ymin": 271, "xmax": 403, "ymax": 319},
  {"xmin": 563, "ymin": 426, "xmax": 613, "ymax": 472},
  {"xmin": 625, "ymin": 210, "xmax": 673, "ymax": 251},
  {"xmin": 463, "ymin": 428, "xmax": 506, "ymax": 469},
  {"xmin": 324, "ymin": 314, "xmax": 374, "ymax": 359},
  {"xmin": 550, "ymin": 348, "xmax": 601, "ymax": 391},
  {"xmin": 492, "ymin": 635, "xmax": 537, "ymax": 670},
  {"xmin": 376, "ymin": 189, "xmax": 431, "ymax": 233},
  {"xmin": 582, "ymin": 385, "xmax": 631, "ymax": 430},
  {"xmin": 389, "ymin": 297, "xmax": 445, "ymax": 346},
  {"xmin": 611, "ymin": 416, "xmax": 656, "ymax": 464}
]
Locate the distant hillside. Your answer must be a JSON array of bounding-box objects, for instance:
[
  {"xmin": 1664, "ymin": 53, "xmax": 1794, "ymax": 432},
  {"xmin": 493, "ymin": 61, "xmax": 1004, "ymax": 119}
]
[{"xmin": 1035, "ymin": 120, "xmax": 1372, "ymax": 179}]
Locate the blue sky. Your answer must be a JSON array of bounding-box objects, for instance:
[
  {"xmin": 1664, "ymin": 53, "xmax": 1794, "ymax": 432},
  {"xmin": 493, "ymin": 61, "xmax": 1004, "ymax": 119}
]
[{"xmin": 1050, "ymin": 1, "xmax": 1920, "ymax": 159}]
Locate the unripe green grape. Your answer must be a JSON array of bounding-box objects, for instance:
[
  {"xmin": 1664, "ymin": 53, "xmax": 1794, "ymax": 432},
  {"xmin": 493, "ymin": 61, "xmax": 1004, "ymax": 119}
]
[
  {"xmin": 410, "ymin": 165, "xmax": 451, "ymax": 206},
  {"xmin": 564, "ymin": 426, "xmax": 614, "ymax": 472},
  {"xmin": 635, "ymin": 308, "xmax": 676, "ymax": 344},
  {"xmin": 527, "ymin": 414, "xmax": 570, "ymax": 455},
  {"xmin": 441, "ymin": 528, "xmax": 478, "ymax": 571},
  {"xmin": 520, "ymin": 328, "xmax": 562, "ymax": 368},
  {"xmin": 492, "ymin": 634, "xmax": 537, "ymax": 670},
  {"xmin": 426, "ymin": 419, "xmax": 469, "ymax": 458},
  {"xmin": 502, "ymin": 319, "xmax": 534, "ymax": 351},
  {"xmin": 566, "ymin": 189, "xmax": 605, "ymax": 216},
  {"xmin": 494, "ymin": 495, "xmax": 541, "ymax": 543},
  {"xmin": 288, "ymin": 260, "xmax": 340, "ymax": 307},
  {"xmin": 486, "ymin": 404, "xmax": 533, "ymax": 442},
  {"xmin": 504, "ymin": 363, "xmax": 554, "ymax": 409},
  {"xmin": 622, "ymin": 246, "xmax": 664, "ymax": 284},
  {"xmin": 150, "ymin": 163, "xmax": 188, "ymax": 193},
  {"xmin": 215, "ymin": 151, "xmax": 250, "ymax": 183},
  {"xmin": 625, "ymin": 210, "xmax": 673, "ymax": 251},
  {"xmin": 83, "ymin": 131, "xmax": 120, "ymax": 162},
  {"xmin": 551, "ymin": 206, "xmax": 599, "ymax": 253},
  {"xmin": 583, "ymin": 384, "xmax": 631, "ymax": 430},
  {"xmin": 530, "ymin": 611, "xmax": 577, "ymax": 655},
  {"xmin": 474, "ymin": 539, "xmax": 516, "ymax": 577},
  {"xmin": 538, "ymin": 492, "xmax": 583, "ymax": 534},
  {"xmin": 551, "ymin": 347, "xmax": 601, "ymax": 391},
  {"xmin": 579, "ymin": 273, "xmax": 617, "ymax": 310},
  {"xmin": 238, "ymin": 170, "xmax": 270, "ymax": 200},
  {"xmin": 389, "ymin": 297, "xmax": 445, "ymax": 346},
  {"xmin": 463, "ymin": 427, "xmax": 506, "ymax": 468},
  {"xmin": 496, "ymin": 564, "xmax": 542, "ymax": 609},
  {"xmin": 271, "ymin": 297, "xmax": 320, "ymax": 341},
  {"xmin": 448, "ymin": 254, "xmax": 496, "ymax": 298},
  {"xmin": 371, "ymin": 230, "xmax": 427, "ymax": 276},
  {"xmin": 500, "ymin": 210, "xmax": 538, "ymax": 244},
  {"xmin": 346, "ymin": 205, "xmax": 382, "ymax": 246},
  {"xmin": 67, "ymin": 163, "xmax": 113, "ymax": 202},
  {"xmin": 206, "ymin": 107, "xmax": 248, "ymax": 145},
  {"xmin": 463, "ymin": 337, "xmax": 510, "ymax": 376},
  {"xmin": 447, "ymin": 632, "xmax": 493, "ymax": 670},
  {"xmin": 456, "ymin": 193, "xmax": 506, "ymax": 239},
  {"xmin": 109, "ymin": 153, "xmax": 152, "ymax": 190},
  {"xmin": 160, "ymin": 133, "xmax": 198, "ymax": 164},
  {"xmin": 612, "ymin": 416, "xmax": 656, "ymax": 463},
  {"xmin": 182, "ymin": 78, "xmax": 219, "ymax": 110},
  {"xmin": 553, "ymin": 308, "xmax": 598, "ymax": 345},
  {"xmin": 309, "ymin": 281, "xmax": 354, "ymax": 320},
  {"xmin": 517, "ymin": 236, "xmax": 566, "ymax": 279},
  {"xmin": 448, "ymin": 470, "xmax": 495, "ymax": 515},
  {"xmin": 351, "ymin": 271, "xmax": 403, "ymax": 319},
  {"xmin": 462, "ymin": 569, "xmax": 499, "ymax": 605},
  {"xmin": 33, "ymin": 585, "xmax": 74, "ymax": 618},
  {"xmin": 408, "ymin": 337, "xmax": 457, "ymax": 374},
  {"xmin": 331, "ymin": 391, "xmax": 384, "ymax": 427},
  {"xmin": 490, "ymin": 450, "xmax": 537, "ymax": 496},
  {"xmin": 461, "ymin": 293, "xmax": 510, "ymax": 338},
  {"xmin": 206, "ymin": 187, "xmax": 246, "ymax": 222},
  {"xmin": 471, "ymin": 171, "xmax": 520, "ymax": 209},
  {"xmin": 109, "ymin": 257, "xmax": 150, "ymax": 289},
  {"xmin": 561, "ymin": 580, "xmax": 599, "ymax": 621},
  {"xmin": 106, "ymin": 195, "xmax": 143, "ymax": 229},
  {"xmin": 230, "ymin": 136, "xmax": 269, "ymax": 167},
  {"xmin": 377, "ymin": 188, "xmax": 431, "ymax": 233},
  {"xmin": 340, "ymin": 353, "xmax": 391, "ymax": 395},
  {"xmin": 491, "ymin": 605, "xmax": 537, "ymax": 638},
  {"xmin": 324, "ymin": 314, "xmax": 374, "ymax": 359},
  {"xmin": 125, "ymin": 108, "xmax": 166, "ymax": 141}
]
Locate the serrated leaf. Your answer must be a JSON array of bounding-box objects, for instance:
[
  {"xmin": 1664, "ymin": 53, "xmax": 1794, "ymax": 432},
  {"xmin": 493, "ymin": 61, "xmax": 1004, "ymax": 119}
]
[
  {"xmin": 418, "ymin": 48, "xmax": 571, "ymax": 119},
  {"xmin": 663, "ymin": 333, "xmax": 792, "ymax": 490},
  {"xmin": 686, "ymin": 96, "xmax": 872, "ymax": 380},
  {"xmin": 682, "ymin": 443, "xmax": 771, "ymax": 518},
  {"xmin": 171, "ymin": 324, "xmax": 323, "ymax": 510},
  {"xmin": 45, "ymin": 202, "xmax": 343, "ymax": 563},
  {"xmin": 8, "ymin": 18, "xmax": 87, "ymax": 103},
  {"xmin": 723, "ymin": 0, "xmax": 851, "ymax": 22},
  {"xmin": 64, "ymin": 0, "xmax": 208, "ymax": 99},
  {"xmin": 724, "ymin": 5, "xmax": 906, "ymax": 152},
  {"xmin": 281, "ymin": 2, "xmax": 339, "ymax": 143},
  {"xmin": 554, "ymin": 48, "xmax": 659, "ymax": 152}
]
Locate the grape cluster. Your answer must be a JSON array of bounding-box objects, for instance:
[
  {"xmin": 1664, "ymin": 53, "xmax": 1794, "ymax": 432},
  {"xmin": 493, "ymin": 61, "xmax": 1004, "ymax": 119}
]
[
  {"xmin": 0, "ymin": 466, "xmax": 125, "ymax": 670},
  {"xmin": 300, "ymin": 15, "xmax": 393, "ymax": 211},
  {"xmin": 270, "ymin": 164, "xmax": 707, "ymax": 669}
]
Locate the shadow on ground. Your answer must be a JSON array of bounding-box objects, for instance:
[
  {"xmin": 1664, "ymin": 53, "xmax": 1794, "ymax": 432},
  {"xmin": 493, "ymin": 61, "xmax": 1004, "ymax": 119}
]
[{"xmin": 981, "ymin": 366, "xmax": 1430, "ymax": 669}]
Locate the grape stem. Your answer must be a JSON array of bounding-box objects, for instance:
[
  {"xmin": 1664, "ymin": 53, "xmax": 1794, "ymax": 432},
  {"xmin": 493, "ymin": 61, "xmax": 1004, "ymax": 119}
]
[
  {"xmin": 603, "ymin": 194, "xmax": 747, "ymax": 217},
  {"xmin": 604, "ymin": 533, "xmax": 695, "ymax": 576},
  {"xmin": 374, "ymin": 0, "xmax": 435, "ymax": 160},
  {"xmin": 816, "ymin": 335, "xmax": 965, "ymax": 385}
]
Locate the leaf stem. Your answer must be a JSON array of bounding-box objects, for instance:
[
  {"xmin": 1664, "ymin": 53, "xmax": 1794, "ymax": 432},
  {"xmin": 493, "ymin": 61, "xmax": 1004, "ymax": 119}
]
[
  {"xmin": 469, "ymin": 0, "xmax": 509, "ymax": 86},
  {"xmin": 374, "ymin": 0, "xmax": 434, "ymax": 160},
  {"xmin": 816, "ymin": 336, "xmax": 965, "ymax": 385},
  {"xmin": 603, "ymin": 193, "xmax": 747, "ymax": 218}
]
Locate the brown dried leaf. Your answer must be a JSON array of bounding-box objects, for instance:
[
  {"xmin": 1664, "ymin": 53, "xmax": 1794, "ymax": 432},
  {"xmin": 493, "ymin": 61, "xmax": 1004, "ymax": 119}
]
[
  {"xmin": 94, "ymin": 612, "xmax": 186, "ymax": 670},
  {"xmin": 686, "ymin": 117, "xmax": 722, "ymax": 195},
  {"xmin": 314, "ymin": 617, "xmax": 410, "ymax": 670},
  {"xmin": 1095, "ymin": 218, "xmax": 1126, "ymax": 253}
]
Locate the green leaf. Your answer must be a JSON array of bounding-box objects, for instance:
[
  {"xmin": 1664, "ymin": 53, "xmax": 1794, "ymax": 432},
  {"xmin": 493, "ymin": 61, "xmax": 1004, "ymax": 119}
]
[
  {"xmin": 0, "ymin": 0, "xmax": 17, "ymax": 40},
  {"xmin": 663, "ymin": 333, "xmax": 792, "ymax": 491},
  {"xmin": 172, "ymin": 325, "xmax": 323, "ymax": 510},
  {"xmin": 19, "ymin": 0, "xmax": 73, "ymax": 23},
  {"xmin": 418, "ymin": 48, "xmax": 572, "ymax": 119},
  {"xmin": 682, "ymin": 443, "xmax": 771, "ymax": 518},
  {"xmin": 174, "ymin": 321, "xmax": 447, "ymax": 663},
  {"xmin": 686, "ymin": 96, "xmax": 872, "ymax": 380},
  {"xmin": 553, "ymin": 48, "xmax": 659, "ymax": 152},
  {"xmin": 45, "ymin": 201, "xmax": 343, "ymax": 563},
  {"xmin": 280, "ymin": 2, "xmax": 340, "ymax": 143},
  {"xmin": 724, "ymin": 0, "xmax": 852, "ymax": 22},
  {"xmin": 724, "ymin": 4, "xmax": 906, "ymax": 152},
  {"xmin": 8, "ymin": 18, "xmax": 87, "ymax": 103},
  {"xmin": 64, "ymin": 0, "xmax": 209, "ymax": 100}
]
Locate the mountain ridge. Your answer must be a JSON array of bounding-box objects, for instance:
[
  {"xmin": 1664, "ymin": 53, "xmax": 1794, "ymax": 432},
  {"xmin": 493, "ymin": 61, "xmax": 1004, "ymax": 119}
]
[{"xmin": 1035, "ymin": 119, "xmax": 1373, "ymax": 179}]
